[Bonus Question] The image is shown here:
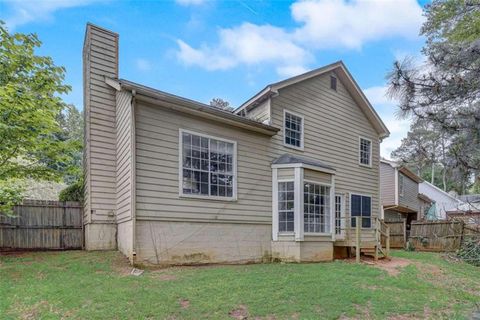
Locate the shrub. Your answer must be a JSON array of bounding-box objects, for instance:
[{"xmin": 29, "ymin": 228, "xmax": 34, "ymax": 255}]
[
  {"xmin": 457, "ymin": 238, "xmax": 480, "ymax": 266},
  {"xmin": 59, "ymin": 178, "xmax": 84, "ymax": 202}
]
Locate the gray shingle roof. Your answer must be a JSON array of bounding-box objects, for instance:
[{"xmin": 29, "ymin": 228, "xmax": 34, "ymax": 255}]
[{"xmin": 272, "ymin": 154, "xmax": 335, "ymax": 171}]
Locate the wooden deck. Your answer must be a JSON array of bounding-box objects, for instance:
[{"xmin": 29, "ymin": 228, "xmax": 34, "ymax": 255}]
[{"xmin": 334, "ymin": 217, "xmax": 390, "ymax": 262}]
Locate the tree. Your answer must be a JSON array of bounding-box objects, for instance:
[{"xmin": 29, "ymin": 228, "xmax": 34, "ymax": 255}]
[
  {"xmin": 0, "ymin": 22, "xmax": 76, "ymax": 214},
  {"xmin": 56, "ymin": 104, "xmax": 83, "ymax": 184},
  {"xmin": 387, "ymin": 0, "xmax": 480, "ymax": 193},
  {"xmin": 210, "ymin": 98, "xmax": 234, "ymax": 112}
]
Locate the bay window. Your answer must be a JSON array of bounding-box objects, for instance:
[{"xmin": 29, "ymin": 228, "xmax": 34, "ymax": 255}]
[
  {"xmin": 303, "ymin": 182, "xmax": 331, "ymax": 233},
  {"xmin": 278, "ymin": 181, "xmax": 294, "ymax": 232}
]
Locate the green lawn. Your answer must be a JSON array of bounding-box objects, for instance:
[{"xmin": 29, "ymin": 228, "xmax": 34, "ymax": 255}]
[{"xmin": 1, "ymin": 250, "xmax": 479, "ymax": 319}]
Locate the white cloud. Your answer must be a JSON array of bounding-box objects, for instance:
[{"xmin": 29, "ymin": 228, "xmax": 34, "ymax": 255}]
[
  {"xmin": 175, "ymin": 0, "xmax": 205, "ymax": 6},
  {"xmin": 363, "ymin": 85, "xmax": 412, "ymax": 159},
  {"xmin": 176, "ymin": 0, "xmax": 423, "ymax": 75},
  {"xmin": 291, "ymin": 0, "xmax": 423, "ymax": 50},
  {"xmin": 4, "ymin": 0, "xmax": 98, "ymax": 29},
  {"xmin": 135, "ymin": 58, "xmax": 152, "ymax": 72},
  {"xmin": 176, "ymin": 23, "xmax": 311, "ymax": 74},
  {"xmin": 363, "ymin": 86, "xmax": 395, "ymax": 107}
]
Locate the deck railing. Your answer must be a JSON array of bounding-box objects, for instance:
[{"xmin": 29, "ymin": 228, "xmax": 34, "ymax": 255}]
[{"xmin": 335, "ymin": 216, "xmax": 390, "ymax": 263}]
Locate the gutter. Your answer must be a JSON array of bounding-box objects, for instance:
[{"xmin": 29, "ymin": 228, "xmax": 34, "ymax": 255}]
[{"xmin": 118, "ymin": 79, "xmax": 279, "ymax": 136}]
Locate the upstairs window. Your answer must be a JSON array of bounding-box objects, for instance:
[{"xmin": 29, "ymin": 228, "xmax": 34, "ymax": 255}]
[
  {"xmin": 284, "ymin": 110, "xmax": 304, "ymax": 149},
  {"xmin": 330, "ymin": 75, "xmax": 337, "ymax": 91},
  {"xmin": 359, "ymin": 137, "xmax": 372, "ymax": 167},
  {"xmin": 181, "ymin": 130, "xmax": 236, "ymax": 199}
]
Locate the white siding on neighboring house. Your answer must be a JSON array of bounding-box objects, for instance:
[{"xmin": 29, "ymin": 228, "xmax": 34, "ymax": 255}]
[{"xmin": 419, "ymin": 182, "xmax": 462, "ymax": 219}]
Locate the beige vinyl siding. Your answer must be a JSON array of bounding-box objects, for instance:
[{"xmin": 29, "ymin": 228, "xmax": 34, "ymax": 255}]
[
  {"xmin": 303, "ymin": 169, "xmax": 331, "ymax": 184},
  {"xmin": 398, "ymin": 173, "xmax": 419, "ymax": 212},
  {"xmin": 270, "ymin": 72, "xmax": 381, "ymax": 221},
  {"xmin": 83, "ymin": 24, "xmax": 118, "ymax": 222},
  {"xmin": 134, "ymin": 71, "xmax": 381, "ymax": 235},
  {"xmin": 380, "ymin": 162, "xmax": 396, "ymax": 206},
  {"xmin": 135, "ymin": 102, "xmax": 274, "ymax": 224},
  {"xmin": 278, "ymin": 168, "xmax": 294, "ymax": 180},
  {"xmin": 246, "ymin": 100, "xmax": 270, "ymax": 123},
  {"xmin": 116, "ymin": 90, "xmax": 133, "ymax": 223}
]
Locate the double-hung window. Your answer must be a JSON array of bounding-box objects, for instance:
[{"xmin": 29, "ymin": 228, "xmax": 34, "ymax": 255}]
[
  {"xmin": 284, "ymin": 110, "xmax": 303, "ymax": 149},
  {"xmin": 181, "ymin": 130, "xmax": 235, "ymax": 199},
  {"xmin": 278, "ymin": 181, "xmax": 295, "ymax": 232},
  {"xmin": 359, "ymin": 137, "xmax": 372, "ymax": 166},
  {"xmin": 303, "ymin": 182, "xmax": 331, "ymax": 233},
  {"xmin": 350, "ymin": 194, "xmax": 371, "ymax": 228}
]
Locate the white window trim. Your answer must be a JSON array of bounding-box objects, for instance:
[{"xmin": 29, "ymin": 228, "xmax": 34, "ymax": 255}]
[
  {"xmin": 303, "ymin": 179, "xmax": 333, "ymax": 236},
  {"xmin": 272, "ymin": 167, "xmax": 335, "ymax": 241},
  {"xmin": 178, "ymin": 129, "xmax": 238, "ymax": 201},
  {"xmin": 358, "ymin": 136, "xmax": 372, "ymax": 168},
  {"xmin": 283, "ymin": 109, "xmax": 304, "ymax": 151},
  {"xmin": 277, "ymin": 178, "xmax": 295, "ymax": 235},
  {"xmin": 334, "ymin": 192, "xmax": 346, "ymax": 240},
  {"xmin": 350, "ymin": 193, "xmax": 373, "ymax": 229}
]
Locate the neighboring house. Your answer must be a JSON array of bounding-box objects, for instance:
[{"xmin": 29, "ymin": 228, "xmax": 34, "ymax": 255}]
[
  {"xmin": 419, "ymin": 181, "xmax": 463, "ymax": 220},
  {"xmin": 380, "ymin": 159, "xmax": 423, "ymax": 224},
  {"xmin": 418, "ymin": 193, "xmax": 434, "ymax": 220},
  {"xmin": 83, "ymin": 24, "xmax": 389, "ymax": 265}
]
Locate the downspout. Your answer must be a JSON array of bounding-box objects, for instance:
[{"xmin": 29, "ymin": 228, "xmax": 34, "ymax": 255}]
[
  {"xmin": 394, "ymin": 168, "xmax": 399, "ymax": 206},
  {"xmin": 131, "ymin": 89, "xmax": 137, "ymax": 265}
]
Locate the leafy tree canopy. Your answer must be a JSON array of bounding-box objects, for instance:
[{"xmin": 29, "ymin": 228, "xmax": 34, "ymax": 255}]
[
  {"xmin": 0, "ymin": 22, "xmax": 79, "ymax": 214},
  {"xmin": 210, "ymin": 98, "xmax": 234, "ymax": 112}
]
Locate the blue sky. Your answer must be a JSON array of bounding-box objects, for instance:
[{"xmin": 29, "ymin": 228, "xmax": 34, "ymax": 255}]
[{"xmin": 0, "ymin": 0, "xmax": 429, "ymax": 157}]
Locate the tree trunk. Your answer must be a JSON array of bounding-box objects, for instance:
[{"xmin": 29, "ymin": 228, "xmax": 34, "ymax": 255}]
[
  {"xmin": 431, "ymin": 162, "xmax": 435, "ymax": 184},
  {"xmin": 442, "ymin": 168, "xmax": 447, "ymax": 191}
]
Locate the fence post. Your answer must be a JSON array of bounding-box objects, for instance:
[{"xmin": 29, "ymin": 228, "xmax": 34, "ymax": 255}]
[{"xmin": 356, "ymin": 216, "xmax": 361, "ymax": 263}]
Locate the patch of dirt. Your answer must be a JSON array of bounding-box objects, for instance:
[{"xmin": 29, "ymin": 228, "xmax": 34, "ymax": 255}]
[
  {"xmin": 370, "ymin": 258, "xmax": 412, "ymax": 276},
  {"xmin": 339, "ymin": 303, "xmax": 373, "ymax": 319},
  {"xmin": 111, "ymin": 255, "xmax": 133, "ymax": 276},
  {"xmin": 179, "ymin": 299, "xmax": 190, "ymax": 309},
  {"xmin": 229, "ymin": 305, "xmax": 249, "ymax": 320},
  {"xmin": 149, "ymin": 269, "xmax": 178, "ymax": 281},
  {"xmin": 253, "ymin": 315, "xmax": 277, "ymax": 320},
  {"xmin": 11, "ymin": 300, "xmax": 68, "ymax": 320}
]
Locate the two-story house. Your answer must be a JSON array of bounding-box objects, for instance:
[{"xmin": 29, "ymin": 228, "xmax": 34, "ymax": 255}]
[
  {"xmin": 83, "ymin": 23, "xmax": 390, "ymax": 265},
  {"xmin": 380, "ymin": 160, "xmax": 423, "ymax": 243}
]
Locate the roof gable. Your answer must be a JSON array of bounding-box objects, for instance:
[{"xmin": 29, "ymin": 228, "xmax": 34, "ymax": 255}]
[{"xmin": 236, "ymin": 61, "xmax": 389, "ymax": 139}]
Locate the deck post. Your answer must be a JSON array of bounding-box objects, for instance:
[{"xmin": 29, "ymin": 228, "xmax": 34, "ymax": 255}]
[
  {"xmin": 386, "ymin": 225, "xmax": 390, "ymax": 258},
  {"xmin": 374, "ymin": 218, "xmax": 379, "ymax": 261},
  {"xmin": 355, "ymin": 216, "xmax": 361, "ymax": 263}
]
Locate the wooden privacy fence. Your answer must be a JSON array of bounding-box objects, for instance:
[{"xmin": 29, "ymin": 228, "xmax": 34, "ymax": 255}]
[
  {"xmin": 384, "ymin": 220, "xmax": 406, "ymax": 248},
  {"xmin": 0, "ymin": 200, "xmax": 83, "ymax": 250},
  {"xmin": 409, "ymin": 220, "xmax": 479, "ymax": 252}
]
